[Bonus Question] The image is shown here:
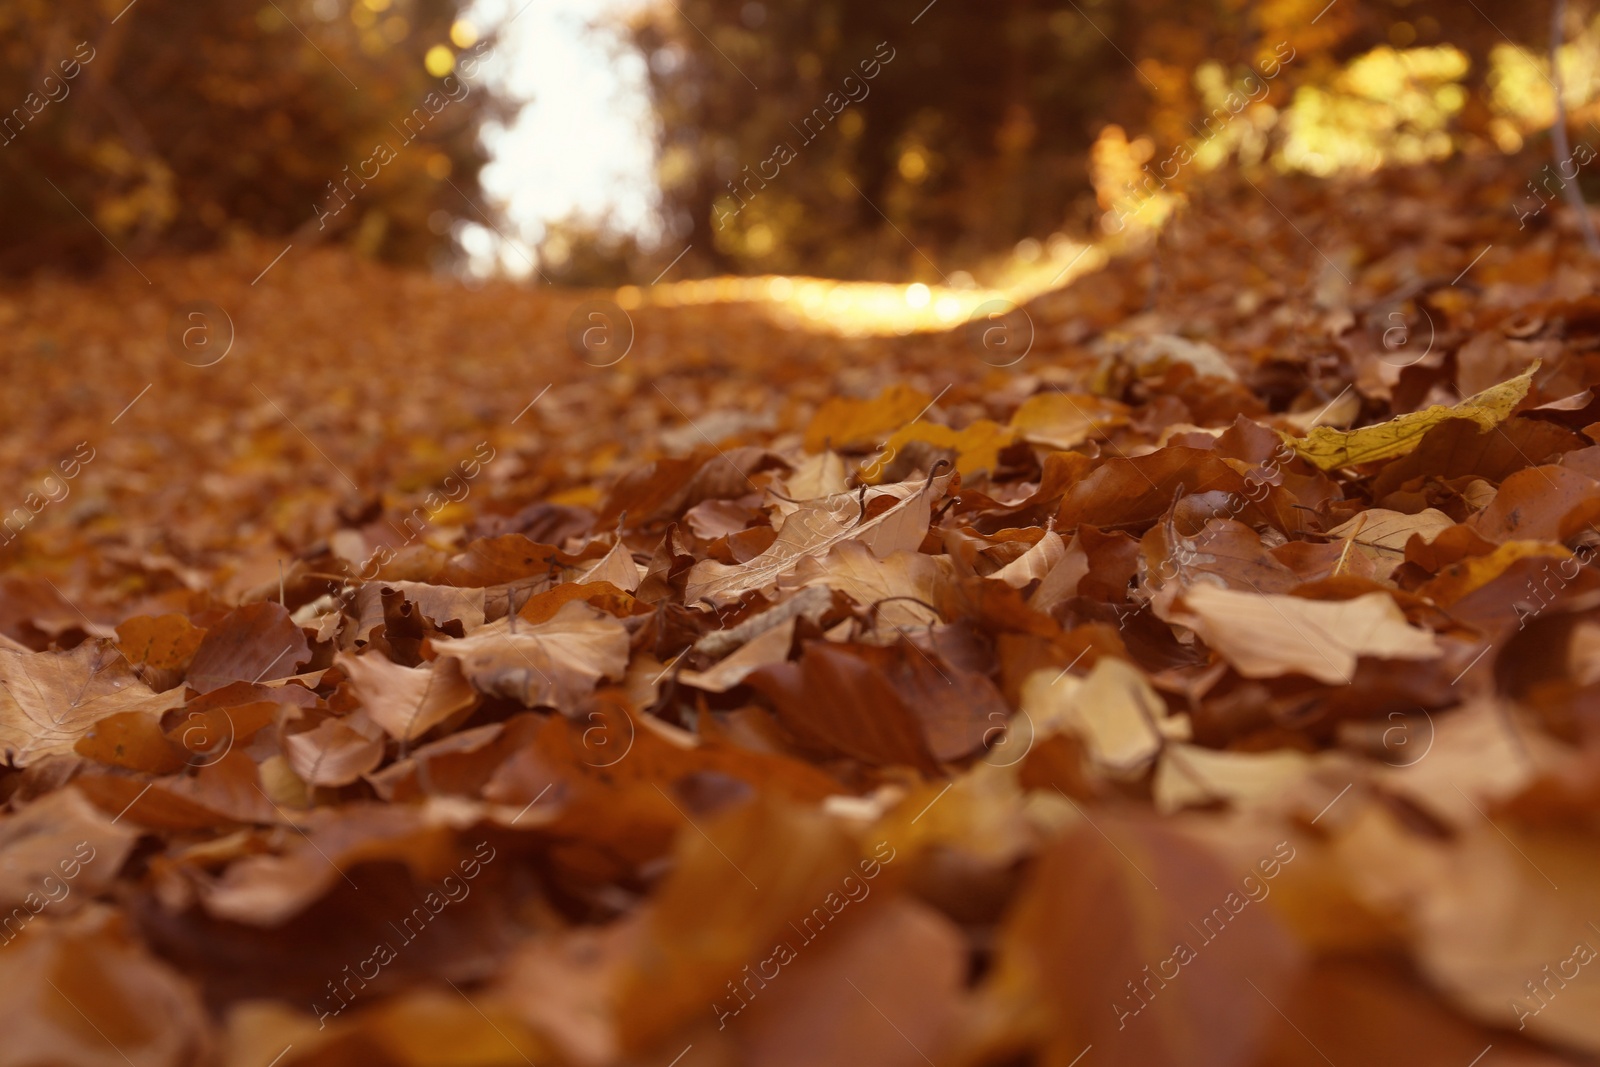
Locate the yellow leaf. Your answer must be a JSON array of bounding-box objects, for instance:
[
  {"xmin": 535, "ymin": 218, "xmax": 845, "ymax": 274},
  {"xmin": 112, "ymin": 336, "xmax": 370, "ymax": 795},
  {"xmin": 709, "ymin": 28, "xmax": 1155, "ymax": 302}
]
[
  {"xmin": 871, "ymin": 419, "xmax": 1014, "ymax": 482},
  {"xmin": 1281, "ymin": 362, "xmax": 1539, "ymax": 470},
  {"xmin": 1008, "ymin": 392, "xmax": 1129, "ymax": 450},
  {"xmin": 803, "ymin": 384, "xmax": 931, "ymax": 453},
  {"xmin": 548, "ymin": 485, "xmax": 604, "ymax": 508},
  {"xmin": 1422, "ymin": 540, "xmax": 1572, "ymax": 605}
]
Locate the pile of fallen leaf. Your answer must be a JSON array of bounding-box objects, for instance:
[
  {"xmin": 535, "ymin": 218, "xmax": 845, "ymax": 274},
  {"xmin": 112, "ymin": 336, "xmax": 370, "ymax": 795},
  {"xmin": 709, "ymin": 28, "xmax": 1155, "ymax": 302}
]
[{"xmin": 6, "ymin": 150, "xmax": 1600, "ymax": 1067}]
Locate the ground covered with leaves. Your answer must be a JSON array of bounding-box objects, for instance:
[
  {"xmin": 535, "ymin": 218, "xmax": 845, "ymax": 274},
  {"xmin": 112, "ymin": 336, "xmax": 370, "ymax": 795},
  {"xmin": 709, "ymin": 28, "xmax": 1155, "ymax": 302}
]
[{"xmin": 4, "ymin": 150, "xmax": 1600, "ymax": 1067}]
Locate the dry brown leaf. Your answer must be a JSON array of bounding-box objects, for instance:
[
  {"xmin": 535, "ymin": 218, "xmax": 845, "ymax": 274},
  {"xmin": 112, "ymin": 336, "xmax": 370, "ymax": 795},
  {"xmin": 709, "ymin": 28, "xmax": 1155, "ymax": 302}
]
[
  {"xmin": 0, "ymin": 906, "xmax": 208, "ymax": 1067},
  {"xmin": 1333, "ymin": 803, "xmax": 1600, "ymax": 1054},
  {"xmin": 284, "ymin": 709, "xmax": 388, "ymax": 786},
  {"xmin": 516, "ymin": 580, "xmax": 644, "ymax": 624},
  {"xmin": 577, "ymin": 539, "xmax": 643, "ymax": 592},
  {"xmin": 1152, "ymin": 745, "xmax": 1316, "ymax": 815},
  {"xmin": 678, "ymin": 616, "xmax": 797, "ymax": 693},
  {"xmin": 114, "ymin": 614, "xmax": 207, "ymax": 672},
  {"xmin": 992, "ymin": 528, "xmax": 1067, "ymax": 589},
  {"xmin": 75, "ymin": 709, "xmax": 189, "ymax": 774},
  {"xmin": 1172, "ymin": 585, "xmax": 1440, "ymax": 684},
  {"xmin": 1325, "ymin": 508, "xmax": 1454, "ymax": 579},
  {"xmin": 335, "ymin": 651, "xmax": 479, "ymax": 743},
  {"xmin": 399, "ymin": 581, "xmax": 490, "ymax": 631},
  {"xmin": 76, "ymin": 749, "xmax": 281, "ymax": 832},
  {"xmin": 732, "ymin": 898, "xmax": 966, "ymax": 1067},
  {"xmin": 0, "ymin": 788, "xmax": 139, "ymax": 911},
  {"xmin": 186, "ymin": 602, "xmax": 310, "ymax": 694},
  {"xmin": 1056, "ymin": 448, "xmax": 1271, "ymax": 531},
  {"xmin": 612, "ymin": 795, "xmax": 875, "ymax": 1052},
  {"xmin": 687, "ymin": 470, "xmax": 953, "ymax": 606},
  {"xmin": 0, "ymin": 642, "xmax": 186, "ymax": 767},
  {"xmin": 1419, "ymin": 540, "xmax": 1572, "ymax": 606},
  {"xmin": 1020, "ymin": 658, "xmax": 1169, "ymax": 774},
  {"xmin": 1470, "ymin": 464, "xmax": 1600, "ymax": 543},
  {"xmin": 433, "ymin": 599, "xmax": 631, "ymax": 711},
  {"xmin": 975, "ymin": 818, "xmax": 1301, "ymax": 1067},
  {"xmin": 746, "ymin": 639, "xmax": 1005, "ymax": 768},
  {"xmin": 783, "ymin": 541, "xmax": 947, "ymax": 628},
  {"xmin": 198, "ymin": 804, "xmax": 463, "ymax": 925}
]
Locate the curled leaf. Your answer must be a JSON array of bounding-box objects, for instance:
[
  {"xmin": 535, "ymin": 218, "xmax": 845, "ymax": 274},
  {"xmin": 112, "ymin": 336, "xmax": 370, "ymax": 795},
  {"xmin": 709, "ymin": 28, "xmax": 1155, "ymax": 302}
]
[{"xmin": 1281, "ymin": 363, "xmax": 1539, "ymax": 470}]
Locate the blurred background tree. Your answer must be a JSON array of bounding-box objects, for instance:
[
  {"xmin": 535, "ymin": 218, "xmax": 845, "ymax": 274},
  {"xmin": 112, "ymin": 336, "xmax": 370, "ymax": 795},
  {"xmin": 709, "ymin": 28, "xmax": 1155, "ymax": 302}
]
[
  {"xmin": 591, "ymin": 0, "xmax": 1554, "ymax": 284},
  {"xmin": 0, "ymin": 0, "xmax": 1575, "ymax": 285},
  {"xmin": 0, "ymin": 0, "xmax": 495, "ymax": 276}
]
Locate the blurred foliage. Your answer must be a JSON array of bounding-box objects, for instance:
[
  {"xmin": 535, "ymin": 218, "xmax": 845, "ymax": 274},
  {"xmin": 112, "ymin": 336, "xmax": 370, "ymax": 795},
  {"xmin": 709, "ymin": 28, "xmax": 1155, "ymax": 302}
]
[
  {"xmin": 576, "ymin": 0, "xmax": 1553, "ymax": 285},
  {"xmin": 0, "ymin": 0, "xmax": 1574, "ymax": 285},
  {"xmin": 0, "ymin": 0, "xmax": 496, "ymax": 276}
]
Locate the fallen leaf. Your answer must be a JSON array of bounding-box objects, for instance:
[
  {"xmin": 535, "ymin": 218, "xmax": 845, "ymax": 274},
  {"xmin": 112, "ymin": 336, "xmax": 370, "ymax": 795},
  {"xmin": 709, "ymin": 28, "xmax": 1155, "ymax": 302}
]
[
  {"xmin": 75, "ymin": 710, "xmax": 189, "ymax": 774},
  {"xmin": 874, "ymin": 418, "xmax": 1013, "ymax": 480},
  {"xmin": 436, "ymin": 534, "xmax": 585, "ymax": 587},
  {"xmin": 577, "ymin": 539, "xmax": 643, "ymax": 592},
  {"xmin": 186, "ymin": 602, "xmax": 310, "ymax": 693},
  {"xmin": 374, "ymin": 581, "xmax": 487, "ymax": 633},
  {"xmin": 1282, "ymin": 363, "xmax": 1539, "ymax": 470},
  {"xmin": 76, "ymin": 749, "xmax": 280, "ymax": 831},
  {"xmin": 1020, "ymin": 657, "xmax": 1167, "ymax": 774},
  {"xmin": 783, "ymin": 541, "xmax": 947, "ymax": 627},
  {"xmin": 1369, "ymin": 416, "xmax": 1581, "ymax": 502},
  {"xmin": 1255, "ymin": 957, "xmax": 1568, "ymax": 1067},
  {"xmin": 433, "ymin": 599, "xmax": 631, "ymax": 711},
  {"xmin": 733, "ymin": 898, "xmax": 965, "ymax": 1067},
  {"xmin": 1152, "ymin": 745, "xmax": 1316, "ymax": 815},
  {"xmin": 0, "ymin": 642, "xmax": 186, "ymax": 767},
  {"xmin": 1469, "ymin": 464, "xmax": 1600, "ymax": 543},
  {"xmin": 1057, "ymin": 448, "xmax": 1273, "ymax": 532},
  {"xmin": 1097, "ymin": 331, "xmax": 1240, "ymax": 381},
  {"xmin": 496, "ymin": 917, "xmax": 637, "ymax": 1066},
  {"xmin": 1325, "ymin": 507, "xmax": 1454, "ymax": 578},
  {"xmin": 694, "ymin": 585, "xmax": 835, "ymax": 658},
  {"xmin": 687, "ymin": 471, "xmax": 953, "ymax": 606},
  {"xmin": 1419, "ymin": 540, "xmax": 1573, "ymax": 606},
  {"xmin": 198, "ymin": 803, "xmax": 462, "ymax": 925},
  {"xmin": 803, "ymin": 384, "xmax": 933, "ymax": 453},
  {"xmin": 0, "ymin": 788, "xmax": 139, "ymax": 910},
  {"xmin": 283, "ymin": 709, "xmax": 388, "ymax": 786},
  {"xmin": 975, "ymin": 817, "xmax": 1301, "ymax": 1067},
  {"xmin": 679, "ymin": 616, "xmax": 797, "ymax": 693},
  {"xmin": 992, "ymin": 529, "xmax": 1067, "ymax": 588},
  {"xmin": 1172, "ymin": 585, "xmax": 1440, "ymax": 684},
  {"xmin": 0, "ymin": 906, "xmax": 208, "ymax": 1067},
  {"xmin": 335, "ymin": 651, "xmax": 479, "ymax": 743},
  {"xmin": 613, "ymin": 795, "xmax": 874, "ymax": 1052},
  {"xmin": 516, "ymin": 580, "xmax": 644, "ymax": 624},
  {"xmin": 114, "ymin": 614, "xmax": 206, "ymax": 672},
  {"xmin": 747, "ymin": 639, "xmax": 1004, "ymax": 768},
  {"xmin": 1009, "ymin": 392, "xmax": 1130, "ymax": 450}
]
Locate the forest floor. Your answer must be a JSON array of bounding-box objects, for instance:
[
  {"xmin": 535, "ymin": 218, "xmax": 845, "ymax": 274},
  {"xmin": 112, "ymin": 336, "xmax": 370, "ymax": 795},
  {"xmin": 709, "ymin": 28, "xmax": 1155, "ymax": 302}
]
[{"xmin": 2, "ymin": 147, "xmax": 1600, "ymax": 1067}]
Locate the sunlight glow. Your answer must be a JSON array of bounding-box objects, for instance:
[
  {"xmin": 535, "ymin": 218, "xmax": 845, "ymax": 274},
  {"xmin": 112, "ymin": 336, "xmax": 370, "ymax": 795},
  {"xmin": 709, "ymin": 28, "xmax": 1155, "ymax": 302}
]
[
  {"xmin": 457, "ymin": 9, "xmax": 1600, "ymax": 338},
  {"xmin": 459, "ymin": 0, "xmax": 659, "ymax": 279}
]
